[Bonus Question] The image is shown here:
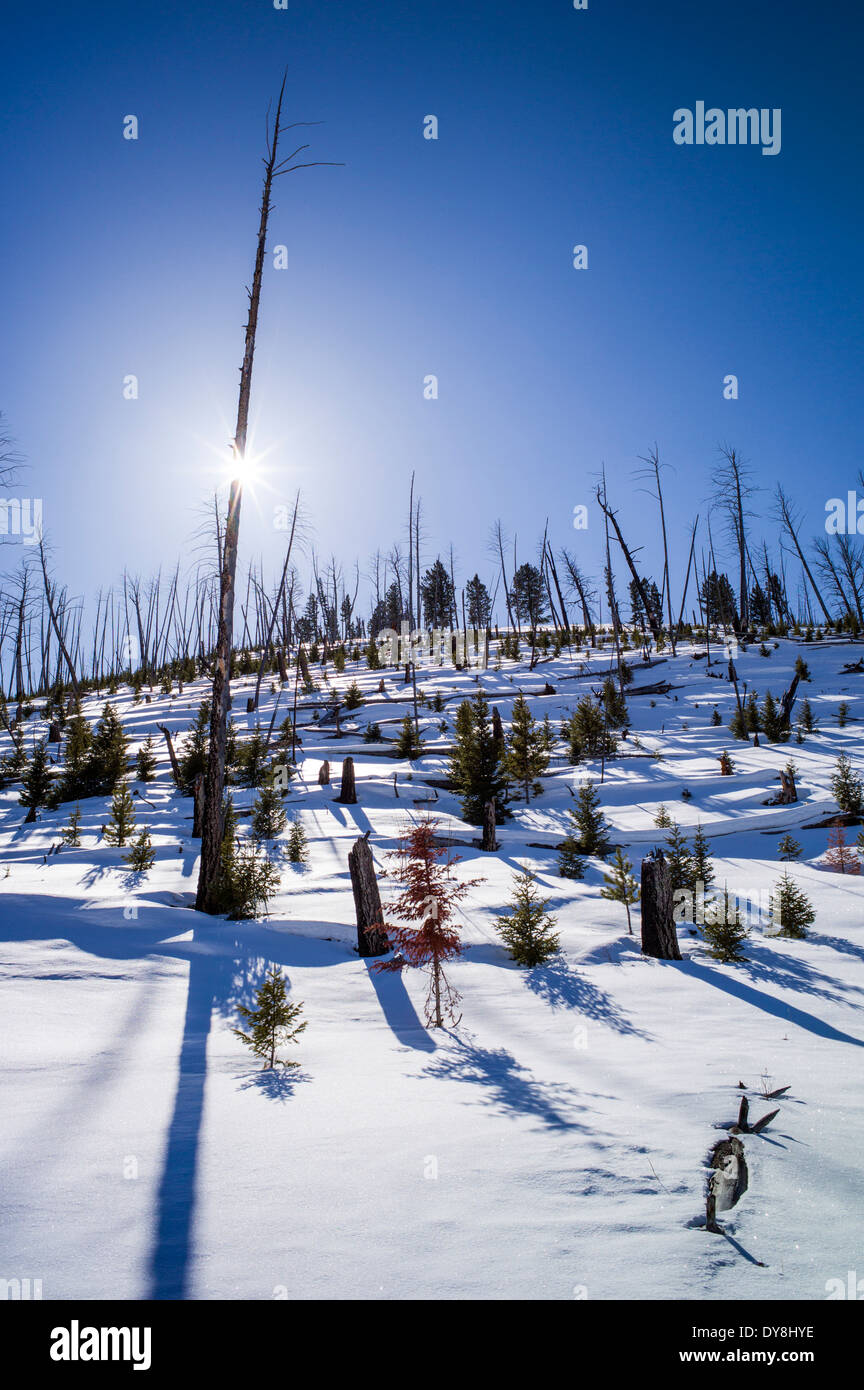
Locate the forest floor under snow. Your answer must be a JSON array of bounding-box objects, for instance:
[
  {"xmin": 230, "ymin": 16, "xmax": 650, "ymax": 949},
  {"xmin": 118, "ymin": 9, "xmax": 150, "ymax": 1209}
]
[{"xmin": 1, "ymin": 636, "xmax": 863, "ymax": 1300}]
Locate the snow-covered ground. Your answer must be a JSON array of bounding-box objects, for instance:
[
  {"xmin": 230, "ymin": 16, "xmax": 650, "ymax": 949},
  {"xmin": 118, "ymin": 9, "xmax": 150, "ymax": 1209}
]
[{"xmin": 1, "ymin": 636, "xmax": 863, "ymax": 1300}]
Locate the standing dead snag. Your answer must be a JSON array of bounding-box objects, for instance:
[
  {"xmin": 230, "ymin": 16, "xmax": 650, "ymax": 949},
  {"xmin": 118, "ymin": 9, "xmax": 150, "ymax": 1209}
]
[
  {"xmin": 337, "ymin": 756, "xmax": 357, "ymax": 804},
  {"xmin": 348, "ymin": 833, "xmax": 390, "ymax": 957},
  {"xmin": 640, "ymin": 849, "xmax": 682, "ymax": 960},
  {"xmin": 372, "ymin": 818, "xmax": 483, "ymax": 1028},
  {"xmin": 195, "ymin": 78, "xmax": 341, "ymax": 914}
]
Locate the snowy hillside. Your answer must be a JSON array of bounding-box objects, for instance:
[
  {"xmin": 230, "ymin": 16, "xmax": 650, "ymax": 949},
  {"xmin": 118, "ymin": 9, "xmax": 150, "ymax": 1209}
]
[{"xmin": 1, "ymin": 635, "xmax": 863, "ymax": 1300}]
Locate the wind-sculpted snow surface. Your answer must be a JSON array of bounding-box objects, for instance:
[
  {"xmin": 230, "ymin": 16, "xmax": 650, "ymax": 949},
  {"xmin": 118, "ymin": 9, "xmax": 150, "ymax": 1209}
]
[{"xmin": 0, "ymin": 637, "xmax": 862, "ymax": 1299}]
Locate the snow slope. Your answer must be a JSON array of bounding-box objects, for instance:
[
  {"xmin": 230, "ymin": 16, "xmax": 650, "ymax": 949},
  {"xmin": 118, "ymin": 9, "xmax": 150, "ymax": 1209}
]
[{"xmin": 1, "ymin": 636, "xmax": 863, "ymax": 1300}]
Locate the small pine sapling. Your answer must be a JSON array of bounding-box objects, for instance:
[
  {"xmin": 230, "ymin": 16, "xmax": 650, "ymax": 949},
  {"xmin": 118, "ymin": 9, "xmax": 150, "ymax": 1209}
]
[
  {"xmin": 702, "ymin": 887, "xmax": 749, "ymax": 962},
  {"xmin": 104, "ymin": 782, "xmax": 136, "ymax": 847},
  {"xmin": 600, "ymin": 846, "xmax": 640, "ymax": 934},
  {"xmin": 287, "ymin": 816, "xmax": 308, "ymax": 864},
  {"xmin": 496, "ymin": 866, "xmax": 560, "ymax": 965},
  {"xmin": 135, "ymin": 734, "xmax": 157, "ymax": 782},
  {"xmin": 124, "ymin": 828, "xmax": 155, "ymax": 871},
  {"xmin": 778, "ymin": 833, "xmax": 803, "ymax": 861},
  {"xmin": 234, "ymin": 967, "xmax": 306, "ymax": 1069},
  {"xmin": 770, "ymin": 870, "xmax": 815, "ymax": 938},
  {"xmin": 61, "ymin": 804, "xmax": 82, "ymax": 847}
]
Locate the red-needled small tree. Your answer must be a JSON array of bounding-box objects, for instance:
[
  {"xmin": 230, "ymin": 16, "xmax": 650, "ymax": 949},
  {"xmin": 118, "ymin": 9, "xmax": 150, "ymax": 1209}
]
[{"xmin": 371, "ymin": 817, "xmax": 483, "ymax": 1028}]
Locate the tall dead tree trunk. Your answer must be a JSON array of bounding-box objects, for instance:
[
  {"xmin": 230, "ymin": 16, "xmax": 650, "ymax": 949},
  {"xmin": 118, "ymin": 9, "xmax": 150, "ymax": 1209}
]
[
  {"xmin": 196, "ymin": 79, "xmax": 339, "ymax": 913},
  {"xmin": 156, "ymin": 723, "xmax": 182, "ymax": 789},
  {"xmin": 640, "ymin": 850, "xmax": 681, "ymax": 960},
  {"xmin": 595, "ymin": 486, "xmax": 662, "ymax": 643},
  {"xmin": 348, "ymin": 834, "xmax": 390, "ymax": 957}
]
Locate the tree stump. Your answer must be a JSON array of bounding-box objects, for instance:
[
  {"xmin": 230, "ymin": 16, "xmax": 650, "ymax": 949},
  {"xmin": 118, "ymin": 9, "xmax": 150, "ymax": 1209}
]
[
  {"xmin": 777, "ymin": 767, "xmax": 797, "ymax": 803},
  {"xmin": 481, "ymin": 799, "xmax": 498, "ymax": 851},
  {"xmin": 47, "ymin": 720, "xmax": 62, "ymax": 743},
  {"xmin": 640, "ymin": 850, "xmax": 681, "ymax": 960},
  {"xmin": 378, "ymin": 679, "xmax": 385, "ymax": 695},
  {"xmin": 318, "ymin": 760, "xmax": 331, "ymax": 786},
  {"xmin": 706, "ymin": 1135, "xmax": 748, "ymax": 1232},
  {"xmin": 277, "ymin": 648, "xmax": 288, "ymax": 683},
  {"xmin": 192, "ymin": 774, "xmax": 205, "ymax": 838},
  {"xmin": 348, "ymin": 834, "xmax": 390, "ymax": 957},
  {"xmin": 338, "ymin": 756, "xmax": 357, "ymax": 804}
]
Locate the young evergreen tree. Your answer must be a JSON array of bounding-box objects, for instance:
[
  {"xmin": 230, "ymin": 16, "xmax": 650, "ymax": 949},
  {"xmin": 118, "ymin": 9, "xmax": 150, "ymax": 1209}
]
[
  {"xmin": 565, "ymin": 695, "xmax": 617, "ymax": 763},
  {"xmin": 235, "ymin": 726, "xmax": 269, "ymax": 788},
  {"xmin": 568, "ymin": 780, "xmax": 611, "ymax": 857},
  {"xmin": 506, "ymin": 692, "xmax": 549, "ymax": 803},
  {"xmin": 664, "ymin": 820, "xmax": 695, "ymax": 892},
  {"xmin": 343, "ymin": 679, "xmax": 364, "ymax": 710},
  {"xmin": 653, "ymin": 803, "xmax": 672, "ymax": 829},
  {"xmin": 179, "ymin": 699, "xmax": 211, "ymax": 794},
  {"xmin": 213, "ymin": 800, "xmax": 281, "ymax": 918},
  {"xmin": 55, "ymin": 712, "xmax": 94, "ymax": 803},
  {"xmin": 702, "ymin": 887, "xmax": 750, "ymax": 961},
  {"xmin": 601, "ymin": 675, "xmax": 629, "ymax": 730},
  {"xmin": 770, "ymin": 870, "xmax": 815, "ymax": 938},
  {"xmin": 837, "ymin": 701, "xmax": 849, "ymax": 728},
  {"xmin": 449, "ymin": 691, "xmax": 509, "ymax": 825},
  {"xmin": 394, "ymin": 712, "xmax": 422, "ymax": 759},
  {"xmin": 496, "ymin": 866, "xmax": 560, "ymax": 965},
  {"xmin": 557, "ymin": 831, "xmax": 586, "ymax": 880},
  {"xmin": 690, "ymin": 821, "xmax": 715, "ymax": 892},
  {"xmin": 88, "ymin": 702, "xmax": 129, "ymax": 793},
  {"xmin": 61, "ymin": 804, "xmax": 82, "ymax": 847},
  {"xmin": 831, "ymin": 753, "xmax": 864, "ymax": 815},
  {"xmin": 103, "ymin": 782, "xmax": 136, "ymax": 847},
  {"xmin": 718, "ymin": 750, "xmax": 735, "ymax": 775},
  {"xmin": 20, "ymin": 740, "xmax": 52, "ymax": 822},
  {"xmin": 251, "ymin": 780, "xmax": 287, "ymax": 840},
  {"xmin": 233, "ymin": 967, "xmax": 307, "ymax": 1069},
  {"xmin": 124, "ymin": 828, "xmax": 155, "ymax": 871},
  {"xmin": 600, "ymin": 846, "xmax": 640, "ymax": 933},
  {"xmin": 760, "ymin": 690, "xmax": 788, "ymax": 742},
  {"xmin": 797, "ymin": 698, "xmax": 815, "ymax": 733},
  {"xmin": 135, "ymin": 734, "xmax": 157, "ymax": 782},
  {"xmin": 287, "ymin": 816, "xmax": 308, "ymax": 864},
  {"xmin": 778, "ymin": 833, "xmax": 803, "ymax": 861}
]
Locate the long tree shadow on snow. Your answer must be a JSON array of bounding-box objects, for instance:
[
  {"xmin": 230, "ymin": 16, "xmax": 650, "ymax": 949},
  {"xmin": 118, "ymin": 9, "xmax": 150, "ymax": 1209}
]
[
  {"xmin": 523, "ymin": 955, "xmax": 649, "ymax": 1037},
  {"xmin": 422, "ymin": 1035, "xmax": 591, "ymax": 1132},
  {"xmin": 364, "ymin": 961, "xmax": 435, "ymax": 1051},
  {"xmin": 674, "ymin": 959, "xmax": 864, "ymax": 1046}
]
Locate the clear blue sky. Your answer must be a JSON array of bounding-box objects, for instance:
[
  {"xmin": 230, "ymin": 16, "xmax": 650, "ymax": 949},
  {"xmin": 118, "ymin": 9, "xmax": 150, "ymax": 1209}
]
[{"xmin": 2, "ymin": 0, "xmax": 862, "ymax": 615}]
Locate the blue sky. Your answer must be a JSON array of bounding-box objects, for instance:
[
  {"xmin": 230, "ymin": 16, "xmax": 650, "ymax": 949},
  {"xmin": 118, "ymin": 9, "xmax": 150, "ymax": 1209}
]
[{"xmin": 1, "ymin": 0, "xmax": 862, "ymax": 616}]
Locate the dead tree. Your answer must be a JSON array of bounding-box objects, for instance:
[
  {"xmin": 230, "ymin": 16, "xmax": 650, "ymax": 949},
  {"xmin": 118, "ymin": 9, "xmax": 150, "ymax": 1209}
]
[
  {"xmin": 706, "ymin": 1136, "xmax": 748, "ymax": 1233},
  {"xmin": 192, "ymin": 774, "xmax": 206, "ymax": 837},
  {"xmin": 640, "ymin": 850, "xmax": 681, "ymax": 960},
  {"xmin": 481, "ymin": 799, "xmax": 497, "ymax": 851},
  {"xmin": 196, "ymin": 77, "xmax": 340, "ymax": 913},
  {"xmin": 337, "ymin": 755, "xmax": 357, "ymax": 804},
  {"xmin": 156, "ymin": 723, "xmax": 182, "ymax": 788},
  {"xmin": 318, "ymin": 759, "xmax": 331, "ymax": 786},
  {"xmin": 348, "ymin": 834, "xmax": 390, "ymax": 957},
  {"xmin": 595, "ymin": 484, "xmax": 662, "ymax": 643}
]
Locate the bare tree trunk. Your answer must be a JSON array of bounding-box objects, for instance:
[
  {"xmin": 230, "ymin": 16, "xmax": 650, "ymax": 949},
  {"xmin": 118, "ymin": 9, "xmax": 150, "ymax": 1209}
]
[
  {"xmin": 348, "ymin": 834, "xmax": 390, "ymax": 956},
  {"xmin": 481, "ymin": 798, "xmax": 497, "ymax": 851},
  {"xmin": 640, "ymin": 851, "xmax": 681, "ymax": 960},
  {"xmin": 197, "ymin": 80, "xmax": 337, "ymax": 912},
  {"xmin": 337, "ymin": 755, "xmax": 357, "ymax": 804},
  {"xmin": 156, "ymin": 723, "xmax": 183, "ymax": 788}
]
